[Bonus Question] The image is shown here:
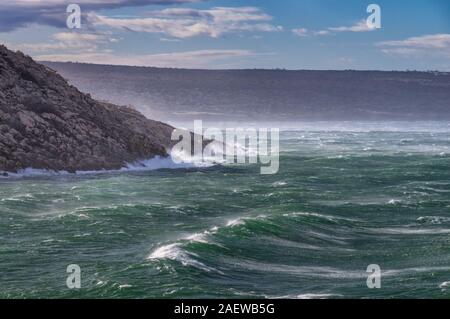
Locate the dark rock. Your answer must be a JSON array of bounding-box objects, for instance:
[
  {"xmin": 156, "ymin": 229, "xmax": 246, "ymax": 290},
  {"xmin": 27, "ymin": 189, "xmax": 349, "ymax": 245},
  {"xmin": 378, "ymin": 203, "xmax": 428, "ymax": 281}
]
[{"xmin": 0, "ymin": 45, "xmax": 176, "ymax": 173}]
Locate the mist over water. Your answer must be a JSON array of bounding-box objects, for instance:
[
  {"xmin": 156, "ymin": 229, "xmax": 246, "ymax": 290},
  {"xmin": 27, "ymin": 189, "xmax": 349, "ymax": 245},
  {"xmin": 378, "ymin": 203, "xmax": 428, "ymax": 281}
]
[
  {"xmin": 2, "ymin": 122, "xmax": 450, "ymax": 298},
  {"xmin": 43, "ymin": 62, "xmax": 450, "ymax": 123}
]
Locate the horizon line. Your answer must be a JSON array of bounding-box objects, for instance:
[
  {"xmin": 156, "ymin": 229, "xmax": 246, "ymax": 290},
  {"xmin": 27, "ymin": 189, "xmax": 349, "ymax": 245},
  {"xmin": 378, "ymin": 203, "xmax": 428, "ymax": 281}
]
[{"xmin": 39, "ymin": 60, "xmax": 450, "ymax": 74}]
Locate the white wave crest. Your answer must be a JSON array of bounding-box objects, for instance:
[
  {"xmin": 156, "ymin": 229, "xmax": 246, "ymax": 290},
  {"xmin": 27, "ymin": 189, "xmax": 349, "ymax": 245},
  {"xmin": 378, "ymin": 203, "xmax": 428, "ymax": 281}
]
[
  {"xmin": 0, "ymin": 154, "xmax": 213, "ymax": 179},
  {"xmin": 295, "ymin": 293, "xmax": 340, "ymax": 299},
  {"xmin": 147, "ymin": 242, "xmax": 218, "ymax": 273},
  {"xmin": 226, "ymin": 214, "xmax": 267, "ymax": 227},
  {"xmin": 279, "ymin": 293, "xmax": 340, "ymax": 299},
  {"xmin": 417, "ymin": 216, "xmax": 450, "ymax": 225},
  {"xmin": 439, "ymin": 281, "xmax": 450, "ymax": 290},
  {"xmin": 147, "ymin": 226, "xmax": 222, "ymax": 273}
]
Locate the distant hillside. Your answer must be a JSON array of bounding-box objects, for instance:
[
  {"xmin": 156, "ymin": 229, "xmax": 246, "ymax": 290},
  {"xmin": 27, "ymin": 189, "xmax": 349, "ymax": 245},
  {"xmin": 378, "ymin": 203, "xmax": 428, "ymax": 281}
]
[
  {"xmin": 43, "ymin": 61, "xmax": 450, "ymax": 122},
  {"xmin": 0, "ymin": 46, "xmax": 174, "ymax": 173}
]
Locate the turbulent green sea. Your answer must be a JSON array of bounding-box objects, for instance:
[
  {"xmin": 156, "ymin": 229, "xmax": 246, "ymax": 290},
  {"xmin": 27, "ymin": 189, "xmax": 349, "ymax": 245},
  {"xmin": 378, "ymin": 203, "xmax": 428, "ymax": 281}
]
[{"xmin": 2, "ymin": 122, "xmax": 450, "ymax": 299}]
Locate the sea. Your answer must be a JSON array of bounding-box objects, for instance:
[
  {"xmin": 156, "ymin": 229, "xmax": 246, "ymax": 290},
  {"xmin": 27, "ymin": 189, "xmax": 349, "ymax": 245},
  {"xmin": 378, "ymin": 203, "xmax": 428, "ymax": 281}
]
[{"xmin": 1, "ymin": 121, "xmax": 450, "ymax": 299}]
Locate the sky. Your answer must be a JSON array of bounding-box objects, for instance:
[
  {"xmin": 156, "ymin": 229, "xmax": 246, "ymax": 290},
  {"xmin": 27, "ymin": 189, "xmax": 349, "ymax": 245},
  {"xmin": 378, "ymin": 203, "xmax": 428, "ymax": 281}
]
[{"xmin": 0, "ymin": 0, "xmax": 449, "ymax": 70}]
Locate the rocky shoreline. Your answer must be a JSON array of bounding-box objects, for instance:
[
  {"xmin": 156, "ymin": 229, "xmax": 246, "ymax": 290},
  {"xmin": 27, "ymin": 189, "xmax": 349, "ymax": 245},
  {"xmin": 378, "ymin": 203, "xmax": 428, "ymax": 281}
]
[{"xmin": 0, "ymin": 45, "xmax": 176, "ymax": 174}]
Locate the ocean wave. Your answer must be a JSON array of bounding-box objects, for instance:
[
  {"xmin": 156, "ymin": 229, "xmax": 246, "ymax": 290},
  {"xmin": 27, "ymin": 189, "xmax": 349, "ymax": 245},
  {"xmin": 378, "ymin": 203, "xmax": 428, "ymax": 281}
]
[
  {"xmin": 273, "ymin": 293, "xmax": 341, "ymax": 299},
  {"xmin": 287, "ymin": 294, "xmax": 342, "ymax": 299},
  {"xmin": 148, "ymin": 243, "xmax": 196, "ymax": 265},
  {"xmin": 0, "ymin": 155, "xmax": 211, "ymax": 179},
  {"xmin": 282, "ymin": 211, "xmax": 358, "ymax": 222},
  {"xmin": 146, "ymin": 214, "xmax": 282, "ymax": 271},
  {"xmin": 439, "ymin": 281, "xmax": 450, "ymax": 290},
  {"xmin": 417, "ymin": 216, "xmax": 450, "ymax": 225},
  {"xmin": 272, "ymin": 181, "xmax": 287, "ymax": 187},
  {"xmin": 369, "ymin": 227, "xmax": 450, "ymax": 235},
  {"xmin": 229, "ymin": 260, "xmax": 366, "ymax": 279},
  {"xmin": 147, "ymin": 226, "xmax": 223, "ymax": 273},
  {"xmin": 226, "ymin": 211, "xmax": 355, "ymax": 228},
  {"xmin": 0, "ymin": 193, "xmax": 35, "ymax": 202},
  {"xmin": 147, "ymin": 242, "xmax": 220, "ymax": 273},
  {"xmin": 226, "ymin": 215, "xmax": 267, "ymax": 227},
  {"xmin": 146, "ymin": 211, "xmax": 351, "ymax": 272},
  {"xmin": 382, "ymin": 266, "xmax": 450, "ymax": 278},
  {"xmin": 295, "ymin": 293, "xmax": 340, "ymax": 299},
  {"xmin": 387, "ymin": 199, "xmax": 402, "ymax": 205}
]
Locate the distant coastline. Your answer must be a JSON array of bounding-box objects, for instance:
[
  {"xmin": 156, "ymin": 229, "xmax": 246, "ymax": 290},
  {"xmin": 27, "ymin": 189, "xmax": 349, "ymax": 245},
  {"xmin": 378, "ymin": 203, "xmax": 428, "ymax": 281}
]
[
  {"xmin": 44, "ymin": 61, "xmax": 450, "ymax": 123},
  {"xmin": 40, "ymin": 60, "xmax": 450, "ymax": 73}
]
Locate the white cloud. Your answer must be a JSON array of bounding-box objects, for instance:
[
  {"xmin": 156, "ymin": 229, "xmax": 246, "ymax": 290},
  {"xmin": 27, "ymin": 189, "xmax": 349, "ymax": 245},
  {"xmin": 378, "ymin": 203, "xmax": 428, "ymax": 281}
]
[
  {"xmin": 313, "ymin": 30, "xmax": 330, "ymax": 36},
  {"xmin": 0, "ymin": 0, "xmax": 204, "ymax": 31},
  {"xmin": 292, "ymin": 28, "xmax": 308, "ymax": 37},
  {"xmin": 160, "ymin": 37, "xmax": 182, "ymax": 42},
  {"xmin": 12, "ymin": 32, "xmax": 119, "ymax": 53},
  {"xmin": 378, "ymin": 34, "xmax": 450, "ymax": 58},
  {"xmin": 328, "ymin": 20, "xmax": 375, "ymax": 33},
  {"xmin": 9, "ymin": 0, "xmax": 200, "ymax": 5},
  {"xmin": 35, "ymin": 49, "xmax": 256, "ymax": 68},
  {"xmin": 380, "ymin": 48, "xmax": 421, "ymax": 57},
  {"xmin": 153, "ymin": 6, "xmax": 273, "ymax": 23},
  {"xmin": 89, "ymin": 7, "xmax": 283, "ymax": 38},
  {"xmin": 379, "ymin": 34, "xmax": 450, "ymax": 49},
  {"xmin": 6, "ymin": 6, "xmax": 277, "ymax": 68},
  {"xmin": 294, "ymin": 19, "xmax": 376, "ymax": 38}
]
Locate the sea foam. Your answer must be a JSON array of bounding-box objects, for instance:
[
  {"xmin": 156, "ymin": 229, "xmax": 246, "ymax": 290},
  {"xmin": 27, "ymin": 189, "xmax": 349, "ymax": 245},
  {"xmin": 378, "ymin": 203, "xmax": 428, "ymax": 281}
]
[{"xmin": 0, "ymin": 154, "xmax": 213, "ymax": 179}]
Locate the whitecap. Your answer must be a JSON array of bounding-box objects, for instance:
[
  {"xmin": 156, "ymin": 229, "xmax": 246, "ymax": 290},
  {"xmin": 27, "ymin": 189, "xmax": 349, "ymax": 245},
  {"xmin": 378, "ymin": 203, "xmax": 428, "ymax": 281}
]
[
  {"xmin": 118, "ymin": 284, "xmax": 132, "ymax": 289},
  {"xmin": 147, "ymin": 226, "xmax": 222, "ymax": 272},
  {"xmin": 147, "ymin": 243, "xmax": 216, "ymax": 273},
  {"xmin": 295, "ymin": 294, "xmax": 339, "ymax": 299},
  {"xmin": 271, "ymin": 293, "xmax": 338, "ymax": 299},
  {"xmin": 148, "ymin": 243, "xmax": 185, "ymax": 260},
  {"xmin": 0, "ymin": 154, "xmax": 213, "ymax": 179},
  {"xmin": 283, "ymin": 211, "xmax": 358, "ymax": 222},
  {"xmin": 417, "ymin": 216, "xmax": 450, "ymax": 225},
  {"xmin": 226, "ymin": 215, "xmax": 267, "ymax": 227},
  {"xmin": 272, "ymin": 181, "xmax": 287, "ymax": 187},
  {"xmin": 226, "ymin": 218, "xmax": 246, "ymax": 227},
  {"xmin": 186, "ymin": 232, "xmax": 210, "ymax": 244},
  {"xmin": 439, "ymin": 281, "xmax": 450, "ymax": 290}
]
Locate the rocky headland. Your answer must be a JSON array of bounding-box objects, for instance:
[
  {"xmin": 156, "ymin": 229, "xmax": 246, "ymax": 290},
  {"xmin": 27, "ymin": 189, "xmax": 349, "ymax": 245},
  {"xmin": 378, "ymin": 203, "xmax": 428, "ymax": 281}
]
[{"xmin": 0, "ymin": 45, "xmax": 176, "ymax": 174}]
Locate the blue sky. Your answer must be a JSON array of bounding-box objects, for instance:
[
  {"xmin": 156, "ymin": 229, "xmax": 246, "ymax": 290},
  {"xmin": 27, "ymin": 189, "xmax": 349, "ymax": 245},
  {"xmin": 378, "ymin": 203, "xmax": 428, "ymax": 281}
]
[{"xmin": 0, "ymin": 0, "xmax": 449, "ymax": 70}]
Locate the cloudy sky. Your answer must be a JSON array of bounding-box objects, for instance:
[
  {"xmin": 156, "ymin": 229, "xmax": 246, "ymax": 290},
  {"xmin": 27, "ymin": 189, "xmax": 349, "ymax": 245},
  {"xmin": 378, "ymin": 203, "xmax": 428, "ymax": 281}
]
[{"xmin": 1, "ymin": 0, "xmax": 449, "ymax": 70}]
